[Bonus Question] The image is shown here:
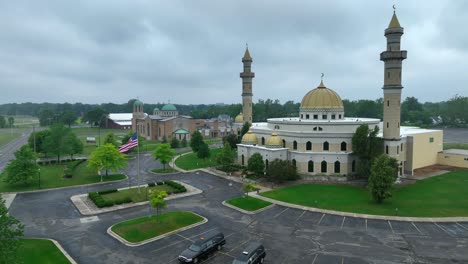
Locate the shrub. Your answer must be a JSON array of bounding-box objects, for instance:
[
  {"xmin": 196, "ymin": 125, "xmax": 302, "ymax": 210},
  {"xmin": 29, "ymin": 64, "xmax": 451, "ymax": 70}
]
[
  {"xmin": 88, "ymin": 192, "xmax": 107, "ymax": 208},
  {"xmin": 156, "ymin": 181, "xmax": 164, "ymax": 185},
  {"xmin": 147, "ymin": 182, "xmax": 156, "ymax": 187},
  {"xmin": 98, "ymin": 189, "xmax": 118, "ymax": 195},
  {"xmin": 165, "ymin": 180, "xmax": 187, "ymax": 193}
]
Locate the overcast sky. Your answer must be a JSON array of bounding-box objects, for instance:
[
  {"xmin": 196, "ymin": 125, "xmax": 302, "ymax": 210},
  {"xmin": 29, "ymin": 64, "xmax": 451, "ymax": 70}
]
[{"xmin": 1, "ymin": 0, "xmax": 467, "ymax": 105}]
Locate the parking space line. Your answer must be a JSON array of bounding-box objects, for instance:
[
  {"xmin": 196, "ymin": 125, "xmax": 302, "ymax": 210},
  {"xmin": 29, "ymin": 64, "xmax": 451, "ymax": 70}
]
[
  {"xmin": 296, "ymin": 211, "xmax": 306, "ymax": 222},
  {"xmin": 273, "ymin": 208, "xmax": 289, "ymax": 218},
  {"xmin": 340, "ymin": 217, "xmax": 346, "ymax": 229},
  {"xmin": 411, "ymin": 222, "xmax": 423, "ymax": 235},
  {"xmin": 176, "ymin": 233, "xmax": 194, "ymax": 242},
  {"xmin": 311, "ymin": 254, "xmax": 318, "ymax": 264},
  {"xmin": 365, "ymin": 219, "xmax": 368, "ymax": 231},
  {"xmin": 317, "ymin": 214, "xmax": 325, "ymax": 225},
  {"xmin": 388, "ymin": 221, "xmax": 395, "ymax": 234},
  {"xmin": 433, "ymin": 222, "xmax": 452, "ymax": 236},
  {"xmin": 341, "ymin": 257, "xmax": 345, "ymax": 264},
  {"xmin": 228, "ymin": 238, "xmax": 251, "ymax": 253},
  {"xmin": 456, "ymin": 223, "xmax": 468, "ymax": 231}
]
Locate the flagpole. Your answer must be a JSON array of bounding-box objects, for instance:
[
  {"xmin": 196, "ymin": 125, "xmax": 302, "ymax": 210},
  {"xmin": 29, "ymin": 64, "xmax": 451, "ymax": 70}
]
[{"xmin": 137, "ymin": 130, "xmax": 141, "ymax": 194}]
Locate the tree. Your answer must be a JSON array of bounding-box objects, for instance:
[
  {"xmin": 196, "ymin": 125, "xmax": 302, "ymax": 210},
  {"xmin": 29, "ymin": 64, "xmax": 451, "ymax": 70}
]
[
  {"xmin": 7, "ymin": 116, "xmax": 14, "ymax": 128},
  {"xmin": 82, "ymin": 108, "xmax": 108, "ymax": 126},
  {"xmin": 368, "ymin": 154, "xmax": 398, "ymax": 203},
  {"xmin": 181, "ymin": 137, "xmax": 188, "ymax": 147},
  {"xmin": 190, "ymin": 130, "xmax": 204, "ymax": 153},
  {"xmin": 197, "ymin": 142, "xmax": 210, "ymax": 159},
  {"xmin": 240, "ymin": 122, "xmax": 250, "ymax": 139},
  {"xmin": 149, "ymin": 190, "xmax": 168, "ymax": 223},
  {"xmin": 60, "ymin": 110, "xmax": 77, "ymax": 127},
  {"xmin": 104, "ymin": 132, "xmax": 119, "ymax": 147},
  {"xmin": 266, "ymin": 159, "xmax": 299, "ymax": 183},
  {"xmin": 242, "ymin": 182, "xmax": 259, "ymax": 196},
  {"xmin": 67, "ymin": 132, "xmax": 84, "ymax": 159},
  {"xmin": 38, "ymin": 108, "xmax": 55, "ymax": 126},
  {"xmin": 43, "ymin": 123, "xmax": 72, "ymax": 163},
  {"xmin": 170, "ymin": 137, "xmax": 180, "ymax": 149},
  {"xmin": 215, "ymin": 143, "xmax": 235, "ymax": 170},
  {"xmin": 352, "ymin": 124, "xmax": 382, "ymax": 178},
  {"xmin": 247, "ymin": 153, "xmax": 265, "ymax": 176},
  {"xmin": 0, "ymin": 197, "xmax": 24, "ymax": 264},
  {"xmin": 28, "ymin": 130, "xmax": 51, "ymax": 156},
  {"xmin": 4, "ymin": 146, "xmax": 39, "ymax": 185},
  {"xmin": 223, "ymin": 134, "xmax": 239, "ymax": 149},
  {"xmin": 87, "ymin": 143, "xmax": 127, "ymax": 180},
  {"xmin": 153, "ymin": 143, "xmax": 176, "ymax": 169}
]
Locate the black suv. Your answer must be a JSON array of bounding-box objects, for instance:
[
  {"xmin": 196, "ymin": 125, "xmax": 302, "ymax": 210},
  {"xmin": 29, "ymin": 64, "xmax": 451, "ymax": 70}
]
[
  {"xmin": 232, "ymin": 242, "xmax": 266, "ymax": 264},
  {"xmin": 178, "ymin": 230, "xmax": 226, "ymax": 263}
]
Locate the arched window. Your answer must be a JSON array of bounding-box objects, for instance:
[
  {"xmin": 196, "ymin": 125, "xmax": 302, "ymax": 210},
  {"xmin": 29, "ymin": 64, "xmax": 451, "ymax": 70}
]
[
  {"xmin": 306, "ymin": 141, "xmax": 312, "ymax": 150},
  {"xmin": 321, "ymin": 161, "xmax": 327, "ymax": 173},
  {"xmin": 308, "ymin": 161, "xmax": 314, "ymax": 172},
  {"xmin": 323, "ymin": 141, "xmax": 329, "ymax": 151},
  {"xmin": 265, "ymin": 159, "xmax": 269, "ymax": 170},
  {"xmin": 292, "ymin": 159, "xmax": 296, "ymax": 168},
  {"xmin": 158, "ymin": 127, "xmax": 161, "ymax": 136},
  {"xmin": 282, "ymin": 140, "xmax": 286, "ymax": 148},
  {"xmin": 261, "ymin": 137, "xmax": 265, "ymax": 145},
  {"xmin": 334, "ymin": 161, "xmax": 340, "ymax": 173},
  {"xmin": 401, "ymin": 143, "xmax": 403, "ymax": 151},
  {"xmin": 386, "ymin": 145, "xmax": 389, "ymax": 154},
  {"xmin": 293, "ymin": 141, "xmax": 297, "ymax": 150},
  {"xmin": 241, "ymin": 155, "xmax": 245, "ymax": 165},
  {"xmin": 147, "ymin": 123, "xmax": 150, "ymax": 135},
  {"xmin": 341, "ymin": 142, "xmax": 347, "ymax": 151},
  {"xmin": 352, "ymin": 160, "xmax": 356, "ymax": 172},
  {"xmin": 306, "ymin": 114, "xmax": 310, "ymax": 119}
]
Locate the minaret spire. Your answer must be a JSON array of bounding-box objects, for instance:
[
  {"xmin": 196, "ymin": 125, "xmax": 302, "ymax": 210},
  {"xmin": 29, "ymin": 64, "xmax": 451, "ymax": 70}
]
[{"xmin": 240, "ymin": 46, "xmax": 255, "ymax": 123}]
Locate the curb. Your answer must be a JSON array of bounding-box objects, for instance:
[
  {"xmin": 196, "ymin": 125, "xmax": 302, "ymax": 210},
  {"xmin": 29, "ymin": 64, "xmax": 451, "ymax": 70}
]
[
  {"xmin": 1, "ymin": 175, "xmax": 128, "ymax": 195},
  {"xmin": 71, "ymin": 180, "xmax": 203, "ymax": 216},
  {"xmin": 26, "ymin": 237, "xmax": 78, "ymax": 264},
  {"xmin": 251, "ymin": 193, "xmax": 468, "ymax": 223},
  {"xmin": 222, "ymin": 199, "xmax": 275, "ymax": 215},
  {"xmin": 147, "ymin": 169, "xmax": 180, "ymax": 175},
  {"xmin": 107, "ymin": 212, "xmax": 208, "ymax": 247}
]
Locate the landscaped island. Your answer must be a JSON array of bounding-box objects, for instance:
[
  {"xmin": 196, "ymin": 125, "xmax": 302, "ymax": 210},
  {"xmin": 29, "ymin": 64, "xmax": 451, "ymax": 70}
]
[
  {"xmin": 175, "ymin": 148, "xmax": 223, "ymax": 170},
  {"xmin": 19, "ymin": 238, "xmax": 71, "ymax": 264},
  {"xmin": 226, "ymin": 196, "xmax": 272, "ymax": 212},
  {"xmin": 260, "ymin": 170, "xmax": 468, "ymax": 217},
  {"xmin": 111, "ymin": 211, "xmax": 205, "ymax": 243}
]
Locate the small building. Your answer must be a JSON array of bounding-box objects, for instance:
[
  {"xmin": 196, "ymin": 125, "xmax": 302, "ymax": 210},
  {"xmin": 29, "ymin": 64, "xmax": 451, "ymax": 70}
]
[{"xmin": 106, "ymin": 113, "xmax": 133, "ymax": 129}]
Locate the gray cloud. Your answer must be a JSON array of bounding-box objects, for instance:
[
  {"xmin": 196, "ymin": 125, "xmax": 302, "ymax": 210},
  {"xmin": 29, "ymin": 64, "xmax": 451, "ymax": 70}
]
[{"xmin": 0, "ymin": 0, "xmax": 466, "ymax": 105}]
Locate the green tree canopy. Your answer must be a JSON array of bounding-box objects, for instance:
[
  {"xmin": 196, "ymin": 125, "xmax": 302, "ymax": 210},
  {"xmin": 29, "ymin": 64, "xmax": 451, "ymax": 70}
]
[
  {"xmin": 28, "ymin": 129, "xmax": 51, "ymax": 156},
  {"xmin": 0, "ymin": 116, "xmax": 6, "ymax": 128},
  {"xmin": 368, "ymin": 154, "xmax": 398, "ymax": 203},
  {"xmin": 4, "ymin": 145, "xmax": 39, "ymax": 185},
  {"xmin": 266, "ymin": 159, "xmax": 299, "ymax": 183},
  {"xmin": 170, "ymin": 137, "xmax": 180, "ymax": 149},
  {"xmin": 352, "ymin": 124, "xmax": 382, "ymax": 178},
  {"xmin": 240, "ymin": 122, "xmax": 250, "ymax": 139},
  {"xmin": 0, "ymin": 197, "xmax": 24, "ymax": 264},
  {"xmin": 7, "ymin": 117, "xmax": 14, "ymax": 128},
  {"xmin": 82, "ymin": 108, "xmax": 108, "ymax": 126},
  {"xmin": 87, "ymin": 143, "xmax": 127, "ymax": 179},
  {"xmin": 153, "ymin": 143, "xmax": 176, "ymax": 169},
  {"xmin": 68, "ymin": 132, "xmax": 84, "ymax": 159},
  {"xmin": 215, "ymin": 143, "xmax": 235, "ymax": 170},
  {"xmin": 43, "ymin": 123, "xmax": 72, "ymax": 162},
  {"xmin": 222, "ymin": 134, "xmax": 239, "ymax": 149},
  {"xmin": 197, "ymin": 142, "xmax": 210, "ymax": 159},
  {"xmin": 149, "ymin": 190, "xmax": 168, "ymax": 223},
  {"xmin": 247, "ymin": 153, "xmax": 265, "ymax": 176},
  {"xmin": 104, "ymin": 132, "xmax": 119, "ymax": 147},
  {"xmin": 190, "ymin": 130, "xmax": 204, "ymax": 153},
  {"xmin": 242, "ymin": 182, "xmax": 259, "ymax": 196},
  {"xmin": 59, "ymin": 110, "xmax": 77, "ymax": 127}
]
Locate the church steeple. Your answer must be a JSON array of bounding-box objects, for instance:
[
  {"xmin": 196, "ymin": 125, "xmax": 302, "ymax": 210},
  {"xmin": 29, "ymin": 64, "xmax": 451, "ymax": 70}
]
[{"xmin": 240, "ymin": 46, "xmax": 254, "ymax": 124}]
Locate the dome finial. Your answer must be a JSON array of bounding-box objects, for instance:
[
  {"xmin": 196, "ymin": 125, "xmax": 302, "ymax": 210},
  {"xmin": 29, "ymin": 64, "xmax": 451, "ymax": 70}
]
[{"xmin": 319, "ymin": 73, "xmax": 325, "ymax": 88}]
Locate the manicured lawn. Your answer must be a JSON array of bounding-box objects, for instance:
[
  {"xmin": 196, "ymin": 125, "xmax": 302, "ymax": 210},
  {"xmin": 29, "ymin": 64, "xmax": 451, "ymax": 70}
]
[
  {"xmin": 19, "ymin": 238, "xmax": 71, "ymax": 264},
  {"xmin": 226, "ymin": 196, "xmax": 272, "ymax": 211},
  {"xmin": 0, "ymin": 131, "xmax": 21, "ymax": 147},
  {"xmin": 151, "ymin": 168, "xmax": 177, "ymax": 173},
  {"xmin": 444, "ymin": 142, "xmax": 468, "ymax": 150},
  {"xmin": 261, "ymin": 170, "xmax": 468, "ymax": 217},
  {"xmin": 0, "ymin": 161, "xmax": 126, "ymax": 192},
  {"xmin": 175, "ymin": 148, "xmax": 223, "ymax": 170},
  {"xmin": 111, "ymin": 211, "xmax": 204, "ymax": 243},
  {"xmin": 101, "ymin": 185, "xmax": 176, "ymax": 203}
]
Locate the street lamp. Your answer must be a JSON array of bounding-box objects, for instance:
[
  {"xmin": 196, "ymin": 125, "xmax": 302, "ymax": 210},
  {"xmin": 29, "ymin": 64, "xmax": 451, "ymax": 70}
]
[{"xmin": 38, "ymin": 168, "xmax": 41, "ymax": 189}]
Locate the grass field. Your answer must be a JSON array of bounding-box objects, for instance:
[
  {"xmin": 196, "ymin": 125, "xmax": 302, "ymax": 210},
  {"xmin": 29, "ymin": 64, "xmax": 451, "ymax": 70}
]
[
  {"xmin": 0, "ymin": 160, "xmax": 126, "ymax": 192},
  {"xmin": 175, "ymin": 148, "xmax": 223, "ymax": 170},
  {"xmin": 101, "ymin": 185, "xmax": 176, "ymax": 203},
  {"xmin": 72, "ymin": 127, "xmax": 128, "ymax": 155},
  {"xmin": 261, "ymin": 170, "xmax": 468, "ymax": 217},
  {"xmin": 0, "ymin": 131, "xmax": 21, "ymax": 147},
  {"xmin": 19, "ymin": 238, "xmax": 71, "ymax": 264},
  {"xmin": 444, "ymin": 142, "xmax": 468, "ymax": 150},
  {"xmin": 151, "ymin": 168, "xmax": 177, "ymax": 173},
  {"xmin": 226, "ymin": 196, "xmax": 272, "ymax": 211},
  {"xmin": 111, "ymin": 211, "xmax": 204, "ymax": 243}
]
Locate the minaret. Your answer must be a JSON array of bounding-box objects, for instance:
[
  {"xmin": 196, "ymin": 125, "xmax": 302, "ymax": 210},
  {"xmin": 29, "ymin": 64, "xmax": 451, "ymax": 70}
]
[
  {"xmin": 240, "ymin": 46, "xmax": 254, "ymax": 123},
  {"xmin": 380, "ymin": 10, "xmax": 407, "ymax": 158}
]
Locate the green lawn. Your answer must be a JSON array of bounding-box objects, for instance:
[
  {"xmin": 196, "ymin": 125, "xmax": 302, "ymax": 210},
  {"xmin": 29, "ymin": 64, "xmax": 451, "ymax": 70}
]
[
  {"xmin": 102, "ymin": 185, "xmax": 176, "ymax": 203},
  {"xmin": 0, "ymin": 131, "xmax": 21, "ymax": 147},
  {"xmin": 151, "ymin": 168, "xmax": 177, "ymax": 173},
  {"xmin": 19, "ymin": 238, "xmax": 71, "ymax": 264},
  {"xmin": 444, "ymin": 142, "xmax": 468, "ymax": 150},
  {"xmin": 175, "ymin": 148, "xmax": 223, "ymax": 170},
  {"xmin": 261, "ymin": 170, "xmax": 468, "ymax": 217},
  {"xmin": 226, "ymin": 196, "xmax": 272, "ymax": 211},
  {"xmin": 111, "ymin": 211, "xmax": 204, "ymax": 243},
  {"xmin": 0, "ymin": 160, "xmax": 126, "ymax": 192}
]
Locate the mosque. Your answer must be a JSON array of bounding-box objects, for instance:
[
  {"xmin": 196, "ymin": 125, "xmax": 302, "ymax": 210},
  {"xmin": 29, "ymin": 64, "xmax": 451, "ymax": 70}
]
[{"xmin": 236, "ymin": 10, "xmax": 446, "ymax": 178}]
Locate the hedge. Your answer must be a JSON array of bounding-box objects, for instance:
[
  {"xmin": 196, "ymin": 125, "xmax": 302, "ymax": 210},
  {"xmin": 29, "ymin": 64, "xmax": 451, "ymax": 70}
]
[
  {"xmin": 88, "ymin": 191, "xmax": 131, "ymax": 208},
  {"xmin": 165, "ymin": 181, "xmax": 187, "ymax": 193}
]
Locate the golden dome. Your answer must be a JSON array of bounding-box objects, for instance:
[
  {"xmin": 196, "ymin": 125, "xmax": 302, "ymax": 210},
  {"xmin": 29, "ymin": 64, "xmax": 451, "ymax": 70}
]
[
  {"xmin": 234, "ymin": 112, "xmax": 244, "ymax": 123},
  {"xmin": 266, "ymin": 132, "xmax": 283, "ymax": 148},
  {"xmin": 241, "ymin": 130, "xmax": 258, "ymax": 144},
  {"xmin": 300, "ymin": 81, "xmax": 344, "ymax": 109}
]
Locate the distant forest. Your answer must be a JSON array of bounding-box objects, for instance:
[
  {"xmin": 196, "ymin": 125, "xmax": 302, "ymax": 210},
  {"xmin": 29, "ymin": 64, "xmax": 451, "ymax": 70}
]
[{"xmin": 0, "ymin": 95, "xmax": 466, "ymax": 128}]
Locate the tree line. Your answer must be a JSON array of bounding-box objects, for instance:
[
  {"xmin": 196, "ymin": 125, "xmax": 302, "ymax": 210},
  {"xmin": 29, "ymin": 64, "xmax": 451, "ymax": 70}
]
[{"xmin": 1, "ymin": 95, "xmax": 466, "ymax": 128}]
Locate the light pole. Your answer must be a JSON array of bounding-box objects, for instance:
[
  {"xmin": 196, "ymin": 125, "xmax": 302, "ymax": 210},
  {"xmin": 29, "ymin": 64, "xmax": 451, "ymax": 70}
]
[{"xmin": 38, "ymin": 168, "xmax": 41, "ymax": 189}]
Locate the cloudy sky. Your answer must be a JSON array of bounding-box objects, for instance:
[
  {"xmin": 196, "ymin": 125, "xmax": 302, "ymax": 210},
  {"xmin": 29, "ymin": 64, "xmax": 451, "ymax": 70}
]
[{"xmin": 1, "ymin": 0, "xmax": 467, "ymax": 105}]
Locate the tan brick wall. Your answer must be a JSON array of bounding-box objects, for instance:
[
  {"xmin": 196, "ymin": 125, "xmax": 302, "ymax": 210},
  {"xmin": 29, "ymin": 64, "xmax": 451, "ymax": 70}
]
[{"xmin": 438, "ymin": 153, "xmax": 468, "ymax": 168}]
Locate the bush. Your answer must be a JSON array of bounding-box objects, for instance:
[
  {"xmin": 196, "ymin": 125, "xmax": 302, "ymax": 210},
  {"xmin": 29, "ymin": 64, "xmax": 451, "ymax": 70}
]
[
  {"xmin": 156, "ymin": 181, "xmax": 164, "ymax": 185},
  {"xmin": 165, "ymin": 180, "xmax": 187, "ymax": 193},
  {"xmin": 88, "ymin": 191, "xmax": 132, "ymax": 208},
  {"xmin": 147, "ymin": 182, "xmax": 156, "ymax": 187},
  {"xmin": 98, "ymin": 189, "xmax": 118, "ymax": 195}
]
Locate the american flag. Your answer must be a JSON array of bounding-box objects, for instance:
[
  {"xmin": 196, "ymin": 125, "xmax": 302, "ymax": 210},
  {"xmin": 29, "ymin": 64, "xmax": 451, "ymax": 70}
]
[{"xmin": 119, "ymin": 132, "xmax": 139, "ymax": 153}]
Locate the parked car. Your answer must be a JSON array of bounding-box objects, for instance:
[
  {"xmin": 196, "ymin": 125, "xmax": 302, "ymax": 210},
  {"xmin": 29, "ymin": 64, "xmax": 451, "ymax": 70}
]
[
  {"xmin": 178, "ymin": 230, "xmax": 226, "ymax": 263},
  {"xmin": 232, "ymin": 242, "xmax": 266, "ymax": 264}
]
